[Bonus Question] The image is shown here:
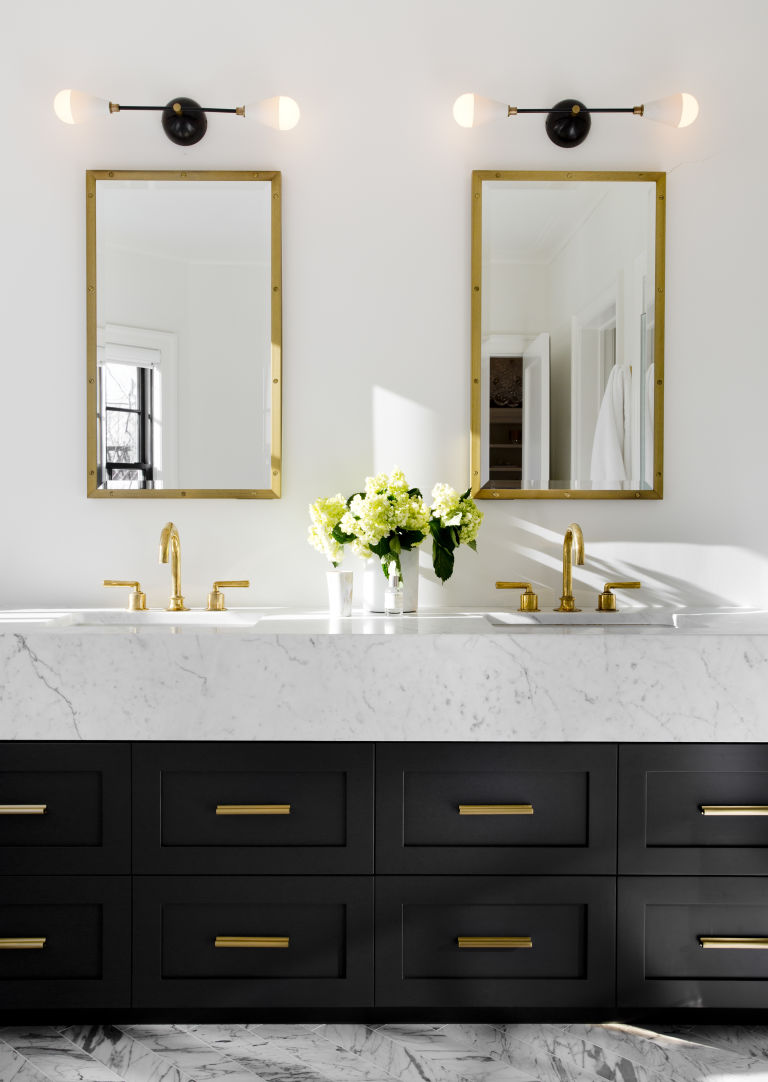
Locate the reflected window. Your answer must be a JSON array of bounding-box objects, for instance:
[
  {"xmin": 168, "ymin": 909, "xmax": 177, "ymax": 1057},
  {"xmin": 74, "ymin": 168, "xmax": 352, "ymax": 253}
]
[{"xmin": 98, "ymin": 362, "xmax": 155, "ymax": 489}]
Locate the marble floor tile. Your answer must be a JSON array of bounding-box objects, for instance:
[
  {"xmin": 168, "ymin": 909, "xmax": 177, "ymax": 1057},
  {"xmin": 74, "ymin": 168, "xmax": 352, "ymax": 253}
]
[
  {"xmin": 185, "ymin": 1022, "xmax": 397, "ymax": 1082},
  {"xmin": 549, "ymin": 1023, "xmax": 766, "ymax": 1082},
  {"xmin": 312, "ymin": 1023, "xmax": 539, "ymax": 1082},
  {"xmin": 115, "ymin": 1026, "xmax": 265, "ymax": 1082},
  {"xmin": 0, "ymin": 1039, "xmax": 52, "ymax": 1082},
  {"xmin": 63, "ymin": 1026, "xmax": 195, "ymax": 1082},
  {"xmin": 661, "ymin": 1025, "xmax": 768, "ymax": 1063},
  {"xmin": 0, "ymin": 1028, "xmax": 124, "ymax": 1082}
]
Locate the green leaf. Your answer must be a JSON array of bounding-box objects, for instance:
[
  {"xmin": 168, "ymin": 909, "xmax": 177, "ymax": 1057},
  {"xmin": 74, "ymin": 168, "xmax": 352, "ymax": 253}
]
[
  {"xmin": 432, "ymin": 543, "xmax": 455, "ymax": 583},
  {"xmin": 408, "ymin": 487, "xmax": 423, "ymax": 499},
  {"xmin": 331, "ymin": 524, "xmax": 356, "ymax": 545},
  {"xmin": 460, "ymin": 487, "xmax": 471, "ymax": 500},
  {"xmin": 346, "ymin": 491, "xmax": 365, "ymax": 507},
  {"xmin": 398, "ymin": 529, "xmax": 425, "ymax": 550},
  {"xmin": 448, "ymin": 525, "xmax": 460, "ymax": 548},
  {"xmin": 369, "ymin": 538, "xmax": 391, "ymax": 559},
  {"xmin": 389, "ymin": 534, "xmax": 401, "ymax": 555},
  {"xmin": 467, "ymin": 539, "xmax": 477, "ymax": 552}
]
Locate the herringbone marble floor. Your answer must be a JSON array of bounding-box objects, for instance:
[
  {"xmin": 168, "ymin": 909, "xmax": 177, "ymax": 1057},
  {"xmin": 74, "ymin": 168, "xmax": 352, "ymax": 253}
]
[{"xmin": 0, "ymin": 1022, "xmax": 766, "ymax": 1082}]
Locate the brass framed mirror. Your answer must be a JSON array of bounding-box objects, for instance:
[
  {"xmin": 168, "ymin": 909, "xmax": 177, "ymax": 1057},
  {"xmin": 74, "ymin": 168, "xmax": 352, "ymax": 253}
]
[
  {"xmin": 86, "ymin": 170, "xmax": 282, "ymax": 498},
  {"xmin": 470, "ymin": 170, "xmax": 665, "ymax": 499}
]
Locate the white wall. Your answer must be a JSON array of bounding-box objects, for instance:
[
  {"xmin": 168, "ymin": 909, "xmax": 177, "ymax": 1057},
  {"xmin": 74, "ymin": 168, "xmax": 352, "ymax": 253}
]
[{"xmin": 1, "ymin": 0, "xmax": 767, "ymax": 612}]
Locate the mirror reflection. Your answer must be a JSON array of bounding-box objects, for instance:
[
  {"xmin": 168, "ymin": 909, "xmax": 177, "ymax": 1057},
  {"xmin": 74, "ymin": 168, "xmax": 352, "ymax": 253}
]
[
  {"xmin": 87, "ymin": 171, "xmax": 281, "ymax": 498},
  {"xmin": 471, "ymin": 171, "xmax": 665, "ymax": 499}
]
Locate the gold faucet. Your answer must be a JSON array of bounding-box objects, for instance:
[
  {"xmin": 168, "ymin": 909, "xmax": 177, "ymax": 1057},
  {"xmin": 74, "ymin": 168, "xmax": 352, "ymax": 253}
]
[
  {"xmin": 159, "ymin": 522, "xmax": 188, "ymax": 612},
  {"xmin": 555, "ymin": 523, "xmax": 584, "ymax": 613}
]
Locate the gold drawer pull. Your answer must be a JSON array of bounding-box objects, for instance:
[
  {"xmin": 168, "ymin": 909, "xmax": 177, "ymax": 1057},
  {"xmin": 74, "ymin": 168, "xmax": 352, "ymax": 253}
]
[
  {"xmin": 699, "ymin": 937, "xmax": 768, "ymax": 949},
  {"xmin": 700, "ymin": 805, "xmax": 768, "ymax": 816},
  {"xmin": 215, "ymin": 936, "xmax": 289, "ymax": 948},
  {"xmin": 0, "ymin": 805, "xmax": 47, "ymax": 815},
  {"xmin": 458, "ymin": 936, "xmax": 533, "ymax": 949},
  {"xmin": 0, "ymin": 938, "xmax": 46, "ymax": 949},
  {"xmin": 459, "ymin": 804, "xmax": 533, "ymax": 815},
  {"xmin": 216, "ymin": 804, "xmax": 291, "ymax": 815}
]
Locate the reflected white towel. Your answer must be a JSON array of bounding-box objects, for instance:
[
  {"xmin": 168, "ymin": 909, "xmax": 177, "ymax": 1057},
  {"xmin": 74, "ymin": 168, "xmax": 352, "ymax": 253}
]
[
  {"xmin": 590, "ymin": 366, "xmax": 631, "ymax": 485},
  {"xmin": 644, "ymin": 362, "xmax": 655, "ymax": 487}
]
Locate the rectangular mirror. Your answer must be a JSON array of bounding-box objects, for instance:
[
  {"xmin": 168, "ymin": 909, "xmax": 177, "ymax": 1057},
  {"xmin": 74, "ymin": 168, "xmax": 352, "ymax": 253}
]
[
  {"xmin": 86, "ymin": 170, "xmax": 281, "ymax": 498},
  {"xmin": 471, "ymin": 170, "xmax": 665, "ymax": 499}
]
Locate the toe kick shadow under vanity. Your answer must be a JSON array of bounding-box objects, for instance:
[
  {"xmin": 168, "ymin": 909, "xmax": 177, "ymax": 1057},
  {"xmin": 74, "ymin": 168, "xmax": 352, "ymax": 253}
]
[{"xmin": 4, "ymin": 740, "xmax": 768, "ymax": 1022}]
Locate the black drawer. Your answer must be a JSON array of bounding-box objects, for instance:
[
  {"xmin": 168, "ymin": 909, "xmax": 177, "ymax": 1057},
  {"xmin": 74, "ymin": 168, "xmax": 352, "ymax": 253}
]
[
  {"xmin": 376, "ymin": 875, "xmax": 615, "ymax": 1008},
  {"xmin": 133, "ymin": 875, "xmax": 374, "ymax": 1009},
  {"xmin": 620, "ymin": 744, "xmax": 768, "ymax": 875},
  {"xmin": 619, "ymin": 876, "xmax": 768, "ymax": 1009},
  {"xmin": 376, "ymin": 743, "xmax": 617, "ymax": 873},
  {"xmin": 0, "ymin": 876, "xmax": 130, "ymax": 1009},
  {"xmin": 133, "ymin": 743, "xmax": 373, "ymax": 874},
  {"xmin": 0, "ymin": 743, "xmax": 130, "ymax": 874}
]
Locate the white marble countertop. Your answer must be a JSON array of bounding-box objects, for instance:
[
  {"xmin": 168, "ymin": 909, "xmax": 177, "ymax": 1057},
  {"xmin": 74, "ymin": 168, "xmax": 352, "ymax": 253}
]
[{"xmin": 0, "ymin": 607, "xmax": 766, "ymax": 743}]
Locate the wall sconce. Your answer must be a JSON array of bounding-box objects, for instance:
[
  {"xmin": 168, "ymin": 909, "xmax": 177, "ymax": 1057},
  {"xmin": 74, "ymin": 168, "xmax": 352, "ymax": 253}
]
[
  {"xmin": 452, "ymin": 93, "xmax": 699, "ymax": 147},
  {"xmin": 53, "ymin": 90, "xmax": 300, "ymax": 145}
]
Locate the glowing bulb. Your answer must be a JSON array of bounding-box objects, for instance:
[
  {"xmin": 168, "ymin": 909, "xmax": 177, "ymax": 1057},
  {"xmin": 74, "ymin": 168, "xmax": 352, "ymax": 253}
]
[
  {"xmin": 452, "ymin": 92, "xmax": 510, "ymax": 128},
  {"xmin": 643, "ymin": 92, "xmax": 699, "ymax": 128},
  {"xmin": 246, "ymin": 96, "xmax": 301, "ymax": 131},
  {"xmin": 53, "ymin": 89, "xmax": 109, "ymax": 125}
]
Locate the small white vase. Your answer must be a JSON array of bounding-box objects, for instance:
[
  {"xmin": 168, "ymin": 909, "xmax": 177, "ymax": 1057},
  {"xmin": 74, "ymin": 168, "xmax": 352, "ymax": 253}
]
[
  {"xmin": 326, "ymin": 569, "xmax": 353, "ymax": 616},
  {"xmin": 363, "ymin": 547, "xmax": 420, "ymax": 613}
]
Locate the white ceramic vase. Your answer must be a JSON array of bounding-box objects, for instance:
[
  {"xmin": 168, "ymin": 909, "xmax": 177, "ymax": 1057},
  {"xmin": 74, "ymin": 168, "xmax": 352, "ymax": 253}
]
[
  {"xmin": 326, "ymin": 569, "xmax": 354, "ymax": 617},
  {"xmin": 363, "ymin": 546, "xmax": 420, "ymax": 613}
]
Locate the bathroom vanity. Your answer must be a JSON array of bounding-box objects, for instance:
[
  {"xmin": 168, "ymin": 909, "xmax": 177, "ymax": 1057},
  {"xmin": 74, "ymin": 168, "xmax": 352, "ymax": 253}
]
[{"xmin": 1, "ymin": 613, "xmax": 767, "ymax": 1022}]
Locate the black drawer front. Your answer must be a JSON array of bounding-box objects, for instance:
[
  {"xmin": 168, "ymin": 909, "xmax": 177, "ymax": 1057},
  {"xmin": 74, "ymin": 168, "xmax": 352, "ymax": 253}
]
[
  {"xmin": 0, "ymin": 876, "xmax": 130, "ymax": 1008},
  {"xmin": 376, "ymin": 743, "xmax": 617, "ymax": 873},
  {"xmin": 0, "ymin": 743, "xmax": 130, "ymax": 874},
  {"xmin": 620, "ymin": 744, "xmax": 768, "ymax": 874},
  {"xmin": 133, "ymin": 743, "xmax": 373, "ymax": 874},
  {"xmin": 134, "ymin": 876, "xmax": 374, "ymax": 1008},
  {"xmin": 619, "ymin": 876, "xmax": 768, "ymax": 1009},
  {"xmin": 376, "ymin": 876, "xmax": 615, "ymax": 1007}
]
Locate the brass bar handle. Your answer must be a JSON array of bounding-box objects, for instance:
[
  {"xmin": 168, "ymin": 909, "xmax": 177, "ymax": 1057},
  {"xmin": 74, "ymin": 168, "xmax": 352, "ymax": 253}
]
[
  {"xmin": 700, "ymin": 805, "xmax": 768, "ymax": 816},
  {"xmin": 699, "ymin": 937, "xmax": 768, "ymax": 949},
  {"xmin": 459, "ymin": 804, "xmax": 533, "ymax": 815},
  {"xmin": 207, "ymin": 580, "xmax": 251, "ymax": 612},
  {"xmin": 216, "ymin": 804, "xmax": 291, "ymax": 815},
  {"xmin": 596, "ymin": 581, "xmax": 642, "ymax": 612},
  {"xmin": 0, "ymin": 805, "xmax": 47, "ymax": 815},
  {"xmin": 458, "ymin": 936, "xmax": 533, "ymax": 949},
  {"xmin": 494, "ymin": 582, "xmax": 539, "ymax": 613},
  {"xmin": 103, "ymin": 580, "xmax": 147, "ymax": 612},
  {"xmin": 215, "ymin": 936, "xmax": 289, "ymax": 948},
  {"xmin": 0, "ymin": 938, "xmax": 46, "ymax": 949}
]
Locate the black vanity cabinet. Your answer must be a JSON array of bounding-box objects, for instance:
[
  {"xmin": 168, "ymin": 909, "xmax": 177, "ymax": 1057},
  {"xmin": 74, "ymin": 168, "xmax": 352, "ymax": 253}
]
[
  {"xmin": 0, "ymin": 743, "xmax": 131, "ymax": 1009},
  {"xmin": 3, "ymin": 739, "xmax": 768, "ymax": 1019},
  {"xmin": 617, "ymin": 744, "xmax": 768, "ymax": 1009}
]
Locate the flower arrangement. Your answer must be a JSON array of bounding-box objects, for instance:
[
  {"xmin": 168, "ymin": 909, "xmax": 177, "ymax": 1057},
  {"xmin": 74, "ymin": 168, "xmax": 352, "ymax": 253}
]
[
  {"xmin": 428, "ymin": 483, "xmax": 484, "ymax": 582},
  {"xmin": 308, "ymin": 469, "xmax": 483, "ymax": 583}
]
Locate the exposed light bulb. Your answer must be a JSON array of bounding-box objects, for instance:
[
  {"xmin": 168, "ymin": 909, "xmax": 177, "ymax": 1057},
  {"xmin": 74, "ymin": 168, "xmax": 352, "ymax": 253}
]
[
  {"xmin": 53, "ymin": 89, "xmax": 110, "ymax": 125},
  {"xmin": 452, "ymin": 93, "xmax": 510, "ymax": 128},
  {"xmin": 643, "ymin": 92, "xmax": 699, "ymax": 128},
  {"xmin": 247, "ymin": 96, "xmax": 301, "ymax": 131}
]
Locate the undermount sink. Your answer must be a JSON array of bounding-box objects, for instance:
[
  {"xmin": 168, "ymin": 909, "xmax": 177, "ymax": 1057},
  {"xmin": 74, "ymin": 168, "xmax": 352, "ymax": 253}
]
[
  {"xmin": 672, "ymin": 610, "xmax": 768, "ymax": 632},
  {"xmin": 486, "ymin": 610, "xmax": 675, "ymax": 627},
  {"xmin": 51, "ymin": 609, "xmax": 264, "ymax": 629}
]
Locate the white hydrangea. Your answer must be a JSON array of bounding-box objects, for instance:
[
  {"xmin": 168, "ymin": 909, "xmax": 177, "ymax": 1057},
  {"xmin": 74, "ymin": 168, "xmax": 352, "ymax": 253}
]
[
  {"xmin": 307, "ymin": 493, "xmax": 347, "ymax": 565},
  {"xmin": 341, "ymin": 468, "xmax": 428, "ymax": 555},
  {"xmin": 430, "ymin": 483, "xmax": 483, "ymax": 544}
]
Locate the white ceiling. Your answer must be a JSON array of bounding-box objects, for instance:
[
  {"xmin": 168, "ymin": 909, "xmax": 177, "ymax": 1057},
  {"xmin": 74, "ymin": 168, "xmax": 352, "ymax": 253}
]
[
  {"xmin": 484, "ymin": 181, "xmax": 613, "ymax": 264},
  {"xmin": 97, "ymin": 180, "xmax": 271, "ymax": 264}
]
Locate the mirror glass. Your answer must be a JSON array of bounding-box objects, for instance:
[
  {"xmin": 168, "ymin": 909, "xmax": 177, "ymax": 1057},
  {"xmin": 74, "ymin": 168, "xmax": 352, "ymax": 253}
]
[
  {"xmin": 471, "ymin": 171, "xmax": 665, "ymax": 499},
  {"xmin": 87, "ymin": 170, "xmax": 281, "ymax": 498}
]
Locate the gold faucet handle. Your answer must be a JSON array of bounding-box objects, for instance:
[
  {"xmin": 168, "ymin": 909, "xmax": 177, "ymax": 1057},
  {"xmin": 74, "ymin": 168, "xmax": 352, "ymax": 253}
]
[
  {"xmin": 103, "ymin": 580, "xmax": 147, "ymax": 612},
  {"xmin": 207, "ymin": 580, "xmax": 250, "ymax": 612},
  {"xmin": 596, "ymin": 581, "xmax": 642, "ymax": 612},
  {"xmin": 495, "ymin": 581, "xmax": 539, "ymax": 613}
]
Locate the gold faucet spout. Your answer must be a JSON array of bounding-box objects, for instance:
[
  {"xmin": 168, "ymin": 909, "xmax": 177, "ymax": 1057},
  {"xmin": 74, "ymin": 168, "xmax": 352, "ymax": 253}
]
[
  {"xmin": 159, "ymin": 521, "xmax": 188, "ymax": 612},
  {"xmin": 555, "ymin": 522, "xmax": 584, "ymax": 613}
]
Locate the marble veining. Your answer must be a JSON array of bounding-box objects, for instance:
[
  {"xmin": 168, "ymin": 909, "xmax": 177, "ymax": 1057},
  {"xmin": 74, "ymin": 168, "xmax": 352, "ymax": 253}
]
[
  {"xmin": 1, "ymin": 626, "xmax": 767, "ymax": 741},
  {"xmin": 3, "ymin": 1023, "xmax": 767, "ymax": 1082}
]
